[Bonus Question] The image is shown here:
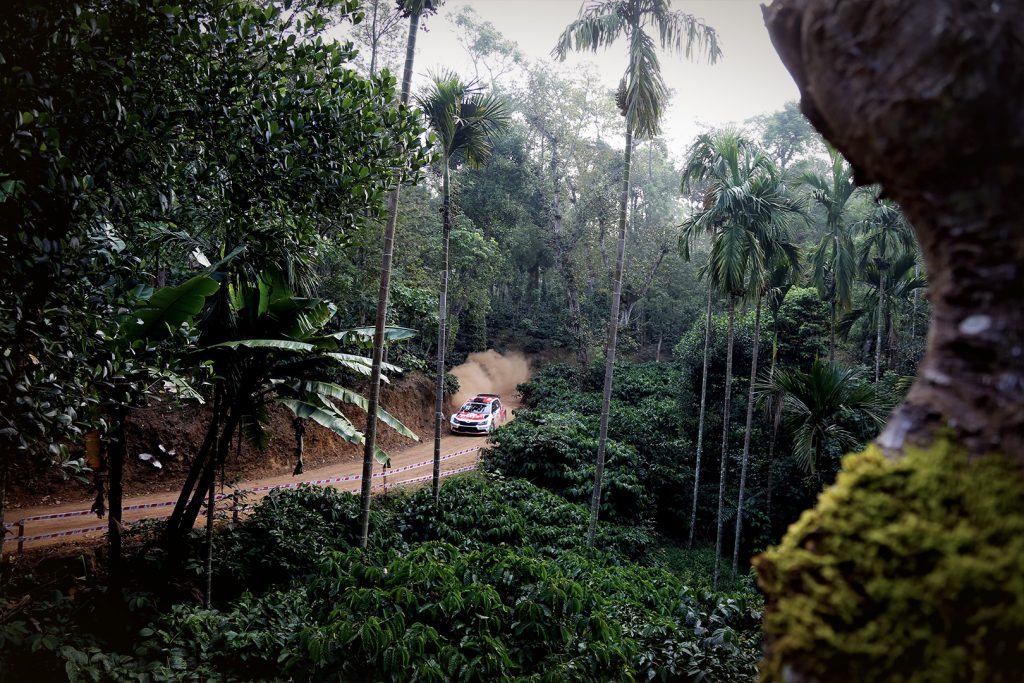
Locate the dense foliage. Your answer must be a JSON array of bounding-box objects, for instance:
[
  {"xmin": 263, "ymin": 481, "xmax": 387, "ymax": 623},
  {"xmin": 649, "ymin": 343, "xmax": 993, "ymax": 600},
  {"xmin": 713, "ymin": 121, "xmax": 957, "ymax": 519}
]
[
  {"xmin": 495, "ymin": 356, "xmax": 899, "ymax": 570},
  {"xmin": 0, "ymin": 1, "xmax": 944, "ymax": 681},
  {"xmin": 1, "ymin": 477, "xmax": 762, "ymax": 682}
]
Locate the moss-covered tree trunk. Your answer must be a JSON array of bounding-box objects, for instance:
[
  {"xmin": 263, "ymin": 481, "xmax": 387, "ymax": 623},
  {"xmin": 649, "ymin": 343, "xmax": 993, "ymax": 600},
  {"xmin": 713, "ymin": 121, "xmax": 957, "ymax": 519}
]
[{"xmin": 757, "ymin": 1, "xmax": 1024, "ymax": 681}]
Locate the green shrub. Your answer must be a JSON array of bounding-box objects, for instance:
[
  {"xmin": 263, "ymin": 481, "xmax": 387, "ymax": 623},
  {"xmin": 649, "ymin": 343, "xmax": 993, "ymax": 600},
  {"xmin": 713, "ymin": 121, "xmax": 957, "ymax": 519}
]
[
  {"xmin": 215, "ymin": 484, "xmax": 403, "ymax": 594},
  {"xmin": 484, "ymin": 411, "xmax": 654, "ymax": 527},
  {"xmin": 398, "ymin": 475, "xmax": 655, "ymax": 560}
]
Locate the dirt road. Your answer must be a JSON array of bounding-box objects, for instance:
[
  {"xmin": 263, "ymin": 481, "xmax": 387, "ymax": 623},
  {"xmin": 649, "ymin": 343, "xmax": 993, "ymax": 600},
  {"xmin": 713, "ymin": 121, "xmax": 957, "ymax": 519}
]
[{"xmin": 4, "ymin": 351, "xmax": 530, "ymax": 552}]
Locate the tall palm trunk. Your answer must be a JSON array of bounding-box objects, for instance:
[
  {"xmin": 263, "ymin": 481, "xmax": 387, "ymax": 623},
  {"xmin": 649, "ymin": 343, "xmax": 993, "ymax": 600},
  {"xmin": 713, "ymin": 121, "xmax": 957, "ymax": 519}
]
[
  {"xmin": 829, "ymin": 298, "xmax": 836, "ymax": 362},
  {"xmin": 432, "ymin": 161, "xmax": 452, "ymax": 501},
  {"xmin": 688, "ymin": 286, "xmax": 713, "ymax": 548},
  {"xmin": 766, "ymin": 309, "xmax": 781, "ymax": 516},
  {"xmin": 875, "ymin": 269, "xmax": 885, "ymax": 382},
  {"xmin": 771, "ymin": 310, "xmax": 780, "ymax": 378},
  {"xmin": 713, "ymin": 294, "xmax": 736, "ymax": 590},
  {"xmin": 732, "ymin": 296, "xmax": 762, "ymax": 575},
  {"xmin": 358, "ymin": 9, "xmax": 421, "ymax": 547},
  {"xmin": 586, "ymin": 124, "xmax": 633, "ymax": 546}
]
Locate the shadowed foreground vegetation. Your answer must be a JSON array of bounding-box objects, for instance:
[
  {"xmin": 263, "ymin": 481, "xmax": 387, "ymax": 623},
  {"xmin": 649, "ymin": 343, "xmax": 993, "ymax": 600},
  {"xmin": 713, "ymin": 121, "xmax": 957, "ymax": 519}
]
[{"xmin": 0, "ymin": 477, "xmax": 761, "ymax": 682}]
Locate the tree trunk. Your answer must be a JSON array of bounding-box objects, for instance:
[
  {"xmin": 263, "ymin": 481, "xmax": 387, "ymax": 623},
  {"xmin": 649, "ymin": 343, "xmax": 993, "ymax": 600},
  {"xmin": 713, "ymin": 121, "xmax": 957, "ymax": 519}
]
[
  {"xmin": 619, "ymin": 247, "xmax": 669, "ymax": 329},
  {"xmin": 164, "ymin": 404, "xmax": 220, "ymax": 545},
  {"xmin": 586, "ymin": 124, "xmax": 633, "ymax": 546},
  {"xmin": 548, "ymin": 142, "xmax": 588, "ymax": 375},
  {"xmin": 655, "ymin": 332, "xmax": 662, "ymax": 363},
  {"xmin": 713, "ymin": 295, "xmax": 736, "ymax": 590},
  {"xmin": 875, "ymin": 270, "xmax": 884, "ymax": 382},
  {"xmin": 688, "ymin": 286, "xmax": 714, "ymax": 548},
  {"xmin": 368, "ymin": 0, "xmax": 379, "ymax": 77},
  {"xmin": 766, "ymin": 308, "xmax": 781, "ymax": 517},
  {"xmin": 0, "ymin": 457, "xmax": 6, "ymax": 554},
  {"xmin": 292, "ymin": 418, "xmax": 305, "ymax": 476},
  {"xmin": 203, "ymin": 459, "xmax": 215, "ymax": 608},
  {"xmin": 732, "ymin": 296, "xmax": 762, "ymax": 575},
  {"xmin": 760, "ymin": 2, "xmax": 1024, "ymax": 679},
  {"xmin": 771, "ymin": 308, "xmax": 780, "ymax": 378},
  {"xmin": 358, "ymin": 9, "xmax": 420, "ymax": 547},
  {"xmin": 432, "ymin": 161, "xmax": 452, "ymax": 502},
  {"xmin": 829, "ymin": 298, "xmax": 836, "ymax": 363},
  {"xmin": 107, "ymin": 404, "xmax": 127, "ymax": 592},
  {"xmin": 174, "ymin": 405, "xmax": 240, "ymax": 550}
]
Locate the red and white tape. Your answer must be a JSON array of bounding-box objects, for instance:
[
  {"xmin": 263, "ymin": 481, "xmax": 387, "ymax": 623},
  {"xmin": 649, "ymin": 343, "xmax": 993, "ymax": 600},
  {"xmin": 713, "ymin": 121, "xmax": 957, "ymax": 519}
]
[{"xmin": 3, "ymin": 447, "xmax": 484, "ymax": 547}]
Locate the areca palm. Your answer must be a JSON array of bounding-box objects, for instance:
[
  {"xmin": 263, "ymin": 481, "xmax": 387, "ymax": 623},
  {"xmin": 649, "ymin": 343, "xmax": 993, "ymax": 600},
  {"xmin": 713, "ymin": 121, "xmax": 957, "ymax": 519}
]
[
  {"xmin": 360, "ymin": 0, "xmax": 442, "ymax": 549},
  {"xmin": 757, "ymin": 360, "xmax": 887, "ymax": 475},
  {"xmin": 802, "ymin": 146, "xmax": 863, "ymax": 361},
  {"xmin": 556, "ymin": 0, "xmax": 720, "ymax": 546},
  {"xmin": 839, "ymin": 252, "xmax": 927, "ymax": 375},
  {"xmin": 854, "ymin": 198, "xmax": 917, "ymax": 381},
  {"xmin": 681, "ymin": 130, "xmax": 802, "ymax": 584},
  {"xmin": 762, "ymin": 258, "xmax": 799, "ymax": 516},
  {"xmin": 418, "ymin": 73, "xmax": 509, "ymax": 502}
]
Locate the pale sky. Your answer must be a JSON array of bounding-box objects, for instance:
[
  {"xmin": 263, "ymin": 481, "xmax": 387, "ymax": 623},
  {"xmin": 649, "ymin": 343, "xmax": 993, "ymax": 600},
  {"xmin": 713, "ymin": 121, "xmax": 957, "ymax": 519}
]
[{"xmin": 410, "ymin": 0, "xmax": 801, "ymax": 151}]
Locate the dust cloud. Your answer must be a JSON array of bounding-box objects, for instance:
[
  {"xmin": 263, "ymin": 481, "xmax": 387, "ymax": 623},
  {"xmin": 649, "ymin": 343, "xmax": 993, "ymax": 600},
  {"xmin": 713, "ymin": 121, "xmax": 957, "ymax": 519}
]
[{"xmin": 450, "ymin": 350, "xmax": 531, "ymax": 410}]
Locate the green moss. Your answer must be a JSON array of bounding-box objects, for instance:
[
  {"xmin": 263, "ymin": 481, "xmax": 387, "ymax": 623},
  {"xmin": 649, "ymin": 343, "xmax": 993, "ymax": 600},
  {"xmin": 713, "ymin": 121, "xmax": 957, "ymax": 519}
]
[{"xmin": 755, "ymin": 441, "xmax": 1024, "ymax": 682}]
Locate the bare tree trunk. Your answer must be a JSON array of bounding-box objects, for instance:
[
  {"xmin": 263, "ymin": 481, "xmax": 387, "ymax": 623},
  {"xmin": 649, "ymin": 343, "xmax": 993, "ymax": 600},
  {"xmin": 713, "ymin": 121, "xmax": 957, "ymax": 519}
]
[
  {"xmin": 176, "ymin": 406, "xmax": 240, "ymax": 551},
  {"xmin": 875, "ymin": 270, "xmax": 884, "ymax": 382},
  {"xmin": 587, "ymin": 125, "xmax": 633, "ymax": 546},
  {"xmin": 164, "ymin": 401, "xmax": 220, "ymax": 545},
  {"xmin": 732, "ymin": 296, "xmax": 762, "ymax": 575},
  {"xmin": 0, "ymin": 457, "xmax": 7, "ymax": 554},
  {"xmin": 368, "ymin": 0, "xmax": 379, "ymax": 77},
  {"xmin": 292, "ymin": 418, "xmax": 305, "ymax": 476},
  {"xmin": 829, "ymin": 299, "xmax": 836, "ymax": 363},
  {"xmin": 688, "ymin": 286, "xmax": 714, "ymax": 548},
  {"xmin": 655, "ymin": 332, "xmax": 662, "ymax": 363},
  {"xmin": 107, "ymin": 404, "xmax": 127, "ymax": 593},
  {"xmin": 548, "ymin": 143, "xmax": 588, "ymax": 375},
  {"xmin": 713, "ymin": 295, "xmax": 736, "ymax": 590},
  {"xmin": 203, "ymin": 462, "xmax": 215, "ymax": 608},
  {"xmin": 432, "ymin": 162, "xmax": 452, "ymax": 501},
  {"xmin": 619, "ymin": 247, "xmax": 668, "ymax": 327},
  {"xmin": 358, "ymin": 9, "xmax": 420, "ymax": 547}
]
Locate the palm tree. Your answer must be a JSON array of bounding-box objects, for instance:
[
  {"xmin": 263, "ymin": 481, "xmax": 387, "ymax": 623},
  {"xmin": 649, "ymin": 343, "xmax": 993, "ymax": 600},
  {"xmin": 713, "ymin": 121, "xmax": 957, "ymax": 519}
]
[
  {"xmin": 556, "ymin": 0, "xmax": 720, "ymax": 546},
  {"xmin": 854, "ymin": 197, "xmax": 917, "ymax": 381},
  {"xmin": 685, "ymin": 284, "xmax": 713, "ymax": 549},
  {"xmin": 732, "ymin": 249, "xmax": 800, "ymax": 576},
  {"xmin": 757, "ymin": 360, "xmax": 887, "ymax": 476},
  {"xmin": 680, "ymin": 130, "xmax": 801, "ymax": 585},
  {"xmin": 417, "ymin": 73, "xmax": 509, "ymax": 502},
  {"xmin": 839, "ymin": 252, "xmax": 926, "ymax": 375},
  {"xmin": 359, "ymin": 0, "xmax": 442, "ymax": 548},
  {"xmin": 802, "ymin": 146, "xmax": 863, "ymax": 362},
  {"xmin": 762, "ymin": 258, "xmax": 798, "ymax": 515}
]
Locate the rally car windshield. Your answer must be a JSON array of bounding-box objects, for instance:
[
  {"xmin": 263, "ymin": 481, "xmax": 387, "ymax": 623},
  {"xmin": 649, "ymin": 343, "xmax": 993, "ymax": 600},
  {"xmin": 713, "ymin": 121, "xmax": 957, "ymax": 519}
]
[{"xmin": 460, "ymin": 403, "xmax": 489, "ymax": 414}]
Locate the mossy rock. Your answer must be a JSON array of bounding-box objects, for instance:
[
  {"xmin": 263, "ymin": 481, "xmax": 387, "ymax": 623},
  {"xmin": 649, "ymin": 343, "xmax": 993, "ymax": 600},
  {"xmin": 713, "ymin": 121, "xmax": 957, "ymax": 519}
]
[{"xmin": 755, "ymin": 441, "xmax": 1024, "ymax": 682}]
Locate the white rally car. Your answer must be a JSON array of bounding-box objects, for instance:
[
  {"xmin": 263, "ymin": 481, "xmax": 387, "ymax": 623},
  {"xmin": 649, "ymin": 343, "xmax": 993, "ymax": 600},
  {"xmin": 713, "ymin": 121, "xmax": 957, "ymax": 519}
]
[{"xmin": 449, "ymin": 394, "xmax": 506, "ymax": 434}]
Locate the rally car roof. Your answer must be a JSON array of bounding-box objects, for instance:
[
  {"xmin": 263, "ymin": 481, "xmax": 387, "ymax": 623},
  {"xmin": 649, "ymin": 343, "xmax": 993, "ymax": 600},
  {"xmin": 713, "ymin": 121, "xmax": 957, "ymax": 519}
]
[{"xmin": 472, "ymin": 394, "xmax": 500, "ymax": 403}]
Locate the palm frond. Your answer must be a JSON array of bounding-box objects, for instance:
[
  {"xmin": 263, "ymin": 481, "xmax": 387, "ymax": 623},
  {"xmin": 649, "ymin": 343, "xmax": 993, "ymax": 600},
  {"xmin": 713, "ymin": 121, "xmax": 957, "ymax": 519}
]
[{"xmin": 552, "ymin": 2, "xmax": 626, "ymax": 58}]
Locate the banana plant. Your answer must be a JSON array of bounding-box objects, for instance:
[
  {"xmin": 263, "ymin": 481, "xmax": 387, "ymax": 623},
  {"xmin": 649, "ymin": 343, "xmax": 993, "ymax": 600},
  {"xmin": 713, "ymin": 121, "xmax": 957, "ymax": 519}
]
[{"xmin": 158, "ymin": 268, "xmax": 419, "ymax": 596}]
